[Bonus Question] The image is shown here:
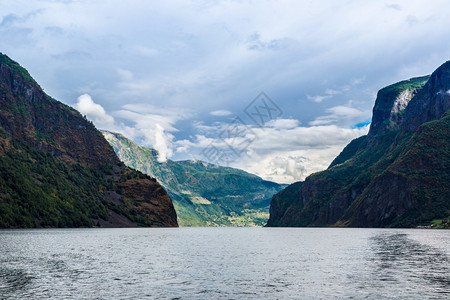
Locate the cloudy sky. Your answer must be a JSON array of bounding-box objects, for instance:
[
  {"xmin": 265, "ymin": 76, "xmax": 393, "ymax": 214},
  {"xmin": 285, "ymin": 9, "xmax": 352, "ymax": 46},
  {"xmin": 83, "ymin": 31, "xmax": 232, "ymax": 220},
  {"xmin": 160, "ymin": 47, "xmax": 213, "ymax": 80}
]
[{"xmin": 1, "ymin": 0, "xmax": 450, "ymax": 183}]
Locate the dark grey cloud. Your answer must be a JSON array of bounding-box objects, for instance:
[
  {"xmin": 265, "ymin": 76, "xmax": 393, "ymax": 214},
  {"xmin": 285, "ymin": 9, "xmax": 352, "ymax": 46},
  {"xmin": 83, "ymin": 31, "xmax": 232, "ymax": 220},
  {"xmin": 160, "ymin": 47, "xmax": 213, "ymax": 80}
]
[{"xmin": 0, "ymin": 14, "xmax": 20, "ymax": 27}]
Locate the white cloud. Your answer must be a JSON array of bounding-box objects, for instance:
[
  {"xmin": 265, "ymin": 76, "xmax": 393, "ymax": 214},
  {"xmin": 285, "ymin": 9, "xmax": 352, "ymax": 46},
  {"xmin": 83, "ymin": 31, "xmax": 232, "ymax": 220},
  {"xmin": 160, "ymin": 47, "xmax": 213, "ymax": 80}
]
[
  {"xmin": 182, "ymin": 119, "xmax": 369, "ymax": 183},
  {"xmin": 210, "ymin": 110, "xmax": 232, "ymax": 116},
  {"xmin": 72, "ymin": 98, "xmax": 191, "ymax": 162},
  {"xmin": 240, "ymin": 124, "xmax": 369, "ymax": 182},
  {"xmin": 264, "ymin": 155, "xmax": 309, "ymax": 182},
  {"xmin": 3, "ymin": 0, "xmax": 449, "ymax": 182},
  {"xmin": 309, "ymin": 105, "xmax": 370, "ymax": 126},
  {"xmin": 241, "ymin": 148, "xmax": 341, "ymax": 183},
  {"xmin": 154, "ymin": 124, "xmax": 172, "ymax": 162},
  {"xmin": 350, "ymin": 76, "xmax": 366, "ymax": 85},
  {"xmin": 306, "ymin": 79, "xmax": 365, "ymax": 103},
  {"xmin": 116, "ymin": 68, "xmax": 133, "ymax": 81},
  {"xmin": 133, "ymin": 45, "xmax": 159, "ymax": 57},
  {"xmin": 71, "ymin": 94, "xmax": 369, "ymax": 181},
  {"xmin": 73, "ymin": 94, "xmax": 114, "ymax": 126},
  {"xmin": 266, "ymin": 118, "xmax": 300, "ymax": 129},
  {"xmin": 109, "ymin": 104, "xmax": 193, "ymax": 162},
  {"xmin": 386, "ymin": 4, "xmax": 402, "ymax": 11},
  {"xmin": 307, "ymin": 95, "xmax": 329, "ymax": 103},
  {"xmin": 114, "ymin": 110, "xmax": 179, "ymax": 132},
  {"xmin": 324, "ymin": 88, "xmax": 341, "ymax": 96}
]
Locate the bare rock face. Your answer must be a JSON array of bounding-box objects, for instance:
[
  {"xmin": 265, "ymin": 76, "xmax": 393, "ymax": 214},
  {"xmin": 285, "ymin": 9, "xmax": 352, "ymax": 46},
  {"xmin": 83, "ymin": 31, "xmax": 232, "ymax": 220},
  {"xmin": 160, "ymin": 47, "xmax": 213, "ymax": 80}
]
[
  {"xmin": 267, "ymin": 61, "xmax": 450, "ymax": 228},
  {"xmin": 391, "ymin": 89, "xmax": 414, "ymax": 115},
  {"xmin": 0, "ymin": 53, "xmax": 178, "ymax": 228},
  {"xmin": 368, "ymin": 75, "xmax": 429, "ymax": 136}
]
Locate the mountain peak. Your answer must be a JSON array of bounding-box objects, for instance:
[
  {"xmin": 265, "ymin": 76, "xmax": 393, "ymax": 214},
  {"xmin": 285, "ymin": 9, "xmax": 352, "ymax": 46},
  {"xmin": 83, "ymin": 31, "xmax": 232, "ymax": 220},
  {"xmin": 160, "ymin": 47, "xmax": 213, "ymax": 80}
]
[
  {"xmin": 103, "ymin": 131, "xmax": 285, "ymax": 226},
  {"xmin": 368, "ymin": 75, "xmax": 429, "ymax": 136},
  {"xmin": 0, "ymin": 54, "xmax": 178, "ymax": 228},
  {"xmin": 268, "ymin": 61, "xmax": 450, "ymax": 228},
  {"xmin": 0, "ymin": 53, "xmax": 38, "ymax": 87},
  {"xmin": 403, "ymin": 60, "xmax": 450, "ymax": 132}
]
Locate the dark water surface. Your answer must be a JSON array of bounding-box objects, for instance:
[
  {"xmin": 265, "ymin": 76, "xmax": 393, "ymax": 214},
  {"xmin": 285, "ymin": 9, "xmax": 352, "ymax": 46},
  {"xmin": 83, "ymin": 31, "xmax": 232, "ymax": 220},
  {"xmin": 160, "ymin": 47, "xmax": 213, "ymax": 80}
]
[{"xmin": 0, "ymin": 228, "xmax": 448, "ymax": 299}]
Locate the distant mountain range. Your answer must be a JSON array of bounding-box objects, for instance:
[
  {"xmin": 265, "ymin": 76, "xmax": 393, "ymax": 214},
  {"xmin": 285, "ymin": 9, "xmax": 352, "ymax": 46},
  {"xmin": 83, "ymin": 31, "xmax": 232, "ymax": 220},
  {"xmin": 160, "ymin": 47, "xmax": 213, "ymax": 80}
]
[
  {"xmin": 0, "ymin": 53, "xmax": 178, "ymax": 228},
  {"xmin": 267, "ymin": 62, "xmax": 450, "ymax": 228},
  {"xmin": 103, "ymin": 131, "xmax": 286, "ymax": 226}
]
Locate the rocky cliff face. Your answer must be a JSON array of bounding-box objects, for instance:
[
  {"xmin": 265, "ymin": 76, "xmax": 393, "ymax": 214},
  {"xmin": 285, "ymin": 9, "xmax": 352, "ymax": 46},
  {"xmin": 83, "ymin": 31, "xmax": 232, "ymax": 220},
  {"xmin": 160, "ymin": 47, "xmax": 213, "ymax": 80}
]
[
  {"xmin": 369, "ymin": 76, "xmax": 429, "ymax": 136},
  {"xmin": 267, "ymin": 61, "xmax": 450, "ymax": 228},
  {"xmin": 0, "ymin": 53, "xmax": 178, "ymax": 228},
  {"xmin": 103, "ymin": 130, "xmax": 285, "ymax": 226},
  {"xmin": 403, "ymin": 62, "xmax": 450, "ymax": 132}
]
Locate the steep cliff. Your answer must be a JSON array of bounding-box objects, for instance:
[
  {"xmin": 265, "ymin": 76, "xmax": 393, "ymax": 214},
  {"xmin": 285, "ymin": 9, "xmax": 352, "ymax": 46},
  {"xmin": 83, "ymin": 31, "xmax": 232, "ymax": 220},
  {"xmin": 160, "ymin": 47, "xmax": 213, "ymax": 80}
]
[
  {"xmin": 0, "ymin": 53, "xmax": 178, "ymax": 227},
  {"xmin": 103, "ymin": 130, "xmax": 285, "ymax": 226},
  {"xmin": 267, "ymin": 62, "xmax": 449, "ymax": 228}
]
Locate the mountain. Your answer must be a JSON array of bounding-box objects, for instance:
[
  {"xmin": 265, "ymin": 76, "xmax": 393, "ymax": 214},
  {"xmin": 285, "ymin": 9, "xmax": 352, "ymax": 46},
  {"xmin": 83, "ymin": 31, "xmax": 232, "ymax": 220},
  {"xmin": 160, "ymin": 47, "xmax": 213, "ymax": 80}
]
[
  {"xmin": 102, "ymin": 131, "xmax": 286, "ymax": 226},
  {"xmin": 0, "ymin": 53, "xmax": 177, "ymax": 228},
  {"xmin": 267, "ymin": 61, "xmax": 450, "ymax": 228}
]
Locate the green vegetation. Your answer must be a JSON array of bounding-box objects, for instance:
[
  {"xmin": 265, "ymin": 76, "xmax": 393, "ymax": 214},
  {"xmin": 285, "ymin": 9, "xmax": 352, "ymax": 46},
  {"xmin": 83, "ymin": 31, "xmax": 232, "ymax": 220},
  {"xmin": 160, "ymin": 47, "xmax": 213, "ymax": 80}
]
[
  {"xmin": 0, "ymin": 135, "xmax": 108, "ymax": 227},
  {"xmin": 103, "ymin": 130, "xmax": 285, "ymax": 226},
  {"xmin": 268, "ymin": 70, "xmax": 450, "ymax": 228},
  {"xmin": 430, "ymin": 217, "xmax": 450, "ymax": 229},
  {"xmin": 373, "ymin": 76, "xmax": 430, "ymax": 111},
  {"xmin": 221, "ymin": 209, "xmax": 270, "ymax": 227},
  {"xmin": 0, "ymin": 132, "xmax": 171, "ymax": 228},
  {"xmin": 0, "ymin": 53, "xmax": 38, "ymax": 86},
  {"xmin": 386, "ymin": 112, "xmax": 450, "ymax": 227},
  {"xmin": 35, "ymin": 129, "xmax": 58, "ymax": 146},
  {"xmin": 369, "ymin": 76, "xmax": 431, "ymax": 135},
  {"xmin": 329, "ymin": 135, "xmax": 366, "ymax": 168},
  {"xmin": 0, "ymin": 53, "xmax": 178, "ymax": 228}
]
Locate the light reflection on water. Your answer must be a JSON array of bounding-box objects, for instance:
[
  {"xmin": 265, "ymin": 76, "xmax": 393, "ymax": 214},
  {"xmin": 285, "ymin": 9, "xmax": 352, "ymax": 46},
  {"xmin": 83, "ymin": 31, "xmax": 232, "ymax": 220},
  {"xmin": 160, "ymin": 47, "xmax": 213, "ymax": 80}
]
[{"xmin": 0, "ymin": 228, "xmax": 448, "ymax": 299}]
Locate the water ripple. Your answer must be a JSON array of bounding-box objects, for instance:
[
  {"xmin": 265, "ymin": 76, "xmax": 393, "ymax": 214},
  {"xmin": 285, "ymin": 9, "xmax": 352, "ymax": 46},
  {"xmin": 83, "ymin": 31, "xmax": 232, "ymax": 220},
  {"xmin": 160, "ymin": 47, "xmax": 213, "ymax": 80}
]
[{"xmin": 0, "ymin": 228, "xmax": 448, "ymax": 299}]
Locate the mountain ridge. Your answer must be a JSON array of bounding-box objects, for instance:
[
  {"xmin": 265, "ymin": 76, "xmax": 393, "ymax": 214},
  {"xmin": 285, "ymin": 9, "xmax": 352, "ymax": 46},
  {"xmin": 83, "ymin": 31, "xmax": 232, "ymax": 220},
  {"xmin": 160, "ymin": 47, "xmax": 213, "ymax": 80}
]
[
  {"xmin": 102, "ymin": 130, "xmax": 285, "ymax": 226},
  {"xmin": 0, "ymin": 53, "xmax": 178, "ymax": 228},
  {"xmin": 267, "ymin": 61, "xmax": 450, "ymax": 228}
]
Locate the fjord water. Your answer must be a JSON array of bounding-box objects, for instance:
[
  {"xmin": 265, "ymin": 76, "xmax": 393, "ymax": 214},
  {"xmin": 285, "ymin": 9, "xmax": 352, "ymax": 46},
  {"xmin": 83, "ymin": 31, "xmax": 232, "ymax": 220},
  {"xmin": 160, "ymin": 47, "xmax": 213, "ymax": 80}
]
[{"xmin": 0, "ymin": 228, "xmax": 448, "ymax": 299}]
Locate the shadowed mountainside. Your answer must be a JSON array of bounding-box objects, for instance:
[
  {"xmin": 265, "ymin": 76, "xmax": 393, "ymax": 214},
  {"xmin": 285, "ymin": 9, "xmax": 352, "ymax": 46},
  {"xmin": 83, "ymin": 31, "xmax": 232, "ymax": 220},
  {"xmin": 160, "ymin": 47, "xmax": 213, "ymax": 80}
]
[
  {"xmin": 267, "ymin": 62, "xmax": 449, "ymax": 228},
  {"xmin": 0, "ymin": 53, "xmax": 177, "ymax": 228}
]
